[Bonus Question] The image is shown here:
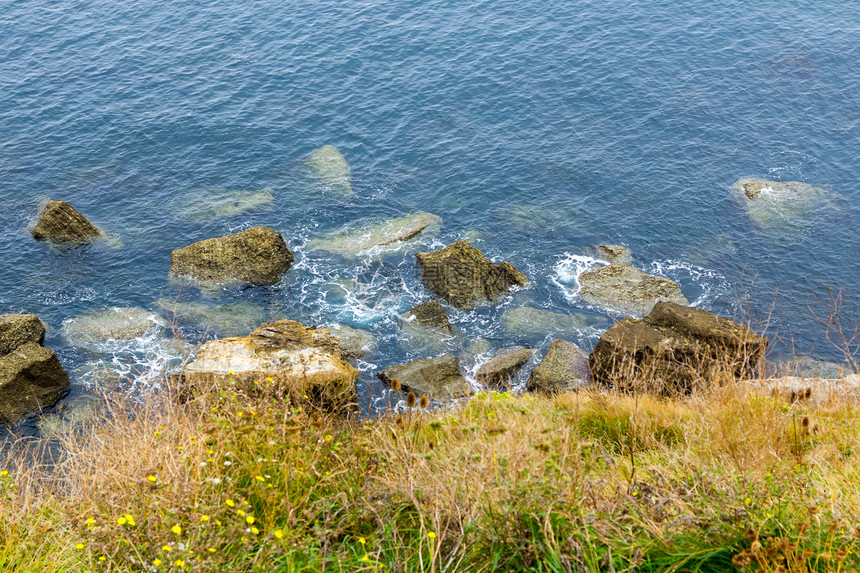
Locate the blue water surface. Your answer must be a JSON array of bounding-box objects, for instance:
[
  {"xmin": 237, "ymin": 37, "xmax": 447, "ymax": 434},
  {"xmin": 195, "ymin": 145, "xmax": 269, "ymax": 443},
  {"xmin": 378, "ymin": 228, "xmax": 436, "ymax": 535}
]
[{"xmin": 1, "ymin": 0, "xmax": 858, "ymax": 417}]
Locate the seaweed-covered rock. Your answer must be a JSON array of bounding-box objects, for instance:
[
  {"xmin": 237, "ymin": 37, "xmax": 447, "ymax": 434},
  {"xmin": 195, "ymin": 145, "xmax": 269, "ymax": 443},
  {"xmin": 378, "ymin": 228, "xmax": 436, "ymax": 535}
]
[
  {"xmin": 0, "ymin": 342, "xmax": 69, "ymax": 424},
  {"xmin": 476, "ymin": 347, "xmax": 533, "ymax": 390},
  {"xmin": 305, "ymin": 145, "xmax": 352, "ymax": 196},
  {"xmin": 307, "ymin": 212, "xmax": 442, "ymax": 256},
  {"xmin": 172, "ymin": 188, "xmax": 274, "ymax": 222},
  {"xmin": 30, "ymin": 200, "xmax": 101, "ymax": 245},
  {"xmin": 730, "ymin": 177, "xmax": 838, "ymax": 233},
  {"xmin": 61, "ymin": 307, "xmax": 168, "ymax": 350},
  {"xmin": 170, "ymin": 226, "xmax": 294, "ymax": 285},
  {"xmin": 0, "ymin": 314, "xmax": 46, "ymax": 356},
  {"xmin": 181, "ymin": 320, "xmax": 359, "ymax": 413},
  {"xmin": 501, "ymin": 307, "xmax": 589, "ymax": 340},
  {"xmin": 378, "ymin": 355, "xmax": 470, "ymax": 399},
  {"xmin": 589, "ymin": 301, "xmax": 767, "ymax": 394},
  {"xmin": 578, "ymin": 263, "xmax": 688, "ymax": 316},
  {"xmin": 327, "ymin": 323, "xmax": 378, "ymax": 359},
  {"xmin": 527, "ymin": 340, "xmax": 590, "ymax": 393},
  {"xmin": 416, "ymin": 241, "xmax": 527, "ymax": 310}
]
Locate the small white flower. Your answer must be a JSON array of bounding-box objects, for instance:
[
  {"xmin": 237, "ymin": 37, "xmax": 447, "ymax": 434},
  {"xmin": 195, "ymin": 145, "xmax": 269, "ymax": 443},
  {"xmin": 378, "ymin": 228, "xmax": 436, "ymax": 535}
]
[{"xmin": 223, "ymin": 461, "xmax": 232, "ymax": 466}]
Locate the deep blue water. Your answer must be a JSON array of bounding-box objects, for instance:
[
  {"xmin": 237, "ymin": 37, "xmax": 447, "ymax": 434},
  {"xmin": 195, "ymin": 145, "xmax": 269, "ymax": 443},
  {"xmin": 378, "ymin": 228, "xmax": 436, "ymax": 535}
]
[{"xmin": 1, "ymin": 0, "xmax": 858, "ymax": 418}]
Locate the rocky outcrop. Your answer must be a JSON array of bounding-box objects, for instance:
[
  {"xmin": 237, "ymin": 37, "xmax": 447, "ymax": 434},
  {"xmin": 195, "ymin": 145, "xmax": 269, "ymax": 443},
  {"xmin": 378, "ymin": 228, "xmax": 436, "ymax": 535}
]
[
  {"xmin": 0, "ymin": 314, "xmax": 69, "ymax": 424},
  {"xmin": 307, "ymin": 212, "xmax": 442, "ymax": 256},
  {"xmin": 305, "ymin": 145, "xmax": 352, "ymax": 196},
  {"xmin": 730, "ymin": 177, "xmax": 837, "ymax": 233},
  {"xmin": 30, "ymin": 200, "xmax": 101, "ymax": 245},
  {"xmin": 400, "ymin": 301, "xmax": 453, "ymax": 335},
  {"xmin": 476, "ymin": 347, "xmax": 533, "ymax": 390},
  {"xmin": 595, "ymin": 244, "xmax": 633, "ymax": 265},
  {"xmin": 378, "ymin": 355, "xmax": 471, "ymax": 399},
  {"xmin": 181, "ymin": 319, "xmax": 359, "ymax": 413},
  {"xmin": 170, "ymin": 226, "xmax": 294, "ymax": 285},
  {"xmin": 172, "ymin": 188, "xmax": 274, "ymax": 222},
  {"xmin": 326, "ymin": 323, "xmax": 378, "ymax": 359},
  {"xmin": 501, "ymin": 307, "xmax": 589, "ymax": 340},
  {"xmin": 0, "ymin": 314, "xmax": 45, "ymax": 356},
  {"xmin": 589, "ymin": 301, "xmax": 767, "ymax": 394},
  {"xmin": 416, "ymin": 241, "xmax": 527, "ymax": 310},
  {"xmin": 578, "ymin": 263, "xmax": 688, "ymax": 316},
  {"xmin": 61, "ymin": 307, "xmax": 168, "ymax": 350},
  {"xmin": 527, "ymin": 340, "xmax": 590, "ymax": 393}
]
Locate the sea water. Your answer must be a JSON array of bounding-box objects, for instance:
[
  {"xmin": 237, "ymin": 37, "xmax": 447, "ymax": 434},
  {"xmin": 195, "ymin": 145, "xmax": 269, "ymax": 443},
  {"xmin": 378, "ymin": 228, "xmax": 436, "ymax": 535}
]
[{"xmin": 1, "ymin": 0, "xmax": 858, "ymax": 425}]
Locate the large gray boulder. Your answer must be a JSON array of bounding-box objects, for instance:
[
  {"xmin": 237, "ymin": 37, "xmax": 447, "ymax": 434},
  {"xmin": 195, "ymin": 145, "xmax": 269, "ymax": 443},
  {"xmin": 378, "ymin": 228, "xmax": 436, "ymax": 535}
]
[
  {"xmin": 527, "ymin": 340, "xmax": 590, "ymax": 393},
  {"xmin": 578, "ymin": 263, "xmax": 688, "ymax": 316},
  {"xmin": 170, "ymin": 226, "xmax": 294, "ymax": 285},
  {"xmin": 416, "ymin": 241, "xmax": 527, "ymax": 310},
  {"xmin": 30, "ymin": 200, "xmax": 101, "ymax": 245},
  {"xmin": 378, "ymin": 355, "xmax": 471, "ymax": 399},
  {"xmin": 589, "ymin": 301, "xmax": 767, "ymax": 394},
  {"xmin": 181, "ymin": 320, "xmax": 359, "ymax": 414},
  {"xmin": 0, "ymin": 314, "xmax": 45, "ymax": 356},
  {"xmin": 305, "ymin": 145, "xmax": 352, "ymax": 197},
  {"xmin": 730, "ymin": 177, "xmax": 837, "ymax": 233},
  {"xmin": 0, "ymin": 316, "xmax": 69, "ymax": 424},
  {"xmin": 476, "ymin": 347, "xmax": 534, "ymax": 390},
  {"xmin": 307, "ymin": 212, "xmax": 442, "ymax": 256}
]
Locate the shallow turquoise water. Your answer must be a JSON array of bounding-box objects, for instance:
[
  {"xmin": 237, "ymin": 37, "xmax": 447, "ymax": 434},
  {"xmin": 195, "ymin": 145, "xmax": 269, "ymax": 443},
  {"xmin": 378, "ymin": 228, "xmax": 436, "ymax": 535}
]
[{"xmin": 1, "ymin": 0, "xmax": 858, "ymax": 419}]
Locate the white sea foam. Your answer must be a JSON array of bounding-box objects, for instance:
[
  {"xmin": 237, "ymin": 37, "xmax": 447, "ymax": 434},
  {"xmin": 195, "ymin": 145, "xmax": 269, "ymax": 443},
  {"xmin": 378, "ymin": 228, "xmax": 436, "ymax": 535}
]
[{"xmin": 551, "ymin": 253, "xmax": 606, "ymax": 300}]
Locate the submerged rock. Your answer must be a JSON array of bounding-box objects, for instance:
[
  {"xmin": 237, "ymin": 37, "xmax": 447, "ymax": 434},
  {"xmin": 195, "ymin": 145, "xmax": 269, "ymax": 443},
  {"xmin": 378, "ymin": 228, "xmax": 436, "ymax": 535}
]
[
  {"xmin": 0, "ymin": 314, "xmax": 46, "ymax": 356},
  {"xmin": 61, "ymin": 307, "xmax": 168, "ymax": 350},
  {"xmin": 476, "ymin": 347, "xmax": 534, "ymax": 390},
  {"xmin": 578, "ymin": 263, "xmax": 688, "ymax": 316},
  {"xmin": 730, "ymin": 177, "xmax": 837, "ymax": 233},
  {"xmin": 416, "ymin": 241, "xmax": 527, "ymax": 310},
  {"xmin": 30, "ymin": 200, "xmax": 101, "ymax": 245},
  {"xmin": 501, "ymin": 307, "xmax": 589, "ymax": 340},
  {"xmin": 156, "ymin": 299, "xmax": 265, "ymax": 337},
  {"xmin": 527, "ymin": 340, "xmax": 590, "ymax": 393},
  {"xmin": 397, "ymin": 301, "xmax": 457, "ymax": 355},
  {"xmin": 589, "ymin": 301, "xmax": 767, "ymax": 394},
  {"xmin": 307, "ymin": 212, "xmax": 442, "ymax": 256},
  {"xmin": 595, "ymin": 244, "xmax": 633, "ymax": 265},
  {"xmin": 305, "ymin": 145, "xmax": 352, "ymax": 196},
  {"xmin": 326, "ymin": 323, "xmax": 378, "ymax": 359},
  {"xmin": 170, "ymin": 226, "xmax": 294, "ymax": 285},
  {"xmin": 181, "ymin": 320, "xmax": 359, "ymax": 413},
  {"xmin": 172, "ymin": 187, "xmax": 274, "ymax": 222},
  {"xmin": 378, "ymin": 355, "xmax": 471, "ymax": 399}
]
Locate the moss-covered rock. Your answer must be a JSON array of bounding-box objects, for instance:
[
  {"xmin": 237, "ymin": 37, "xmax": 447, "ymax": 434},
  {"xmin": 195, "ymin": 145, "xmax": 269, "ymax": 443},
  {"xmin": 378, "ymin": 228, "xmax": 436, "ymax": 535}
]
[
  {"xmin": 589, "ymin": 301, "xmax": 767, "ymax": 394},
  {"xmin": 0, "ymin": 342, "xmax": 69, "ymax": 424},
  {"xmin": 476, "ymin": 347, "xmax": 534, "ymax": 390},
  {"xmin": 307, "ymin": 212, "xmax": 442, "ymax": 256},
  {"xmin": 378, "ymin": 355, "xmax": 470, "ymax": 399},
  {"xmin": 305, "ymin": 145, "xmax": 352, "ymax": 196},
  {"xmin": 181, "ymin": 320, "xmax": 359, "ymax": 414},
  {"xmin": 0, "ymin": 314, "xmax": 46, "ymax": 357},
  {"xmin": 578, "ymin": 263, "xmax": 688, "ymax": 316},
  {"xmin": 170, "ymin": 226, "xmax": 294, "ymax": 285},
  {"xmin": 416, "ymin": 241, "xmax": 527, "ymax": 310},
  {"xmin": 30, "ymin": 200, "xmax": 101, "ymax": 245},
  {"xmin": 527, "ymin": 340, "xmax": 590, "ymax": 393}
]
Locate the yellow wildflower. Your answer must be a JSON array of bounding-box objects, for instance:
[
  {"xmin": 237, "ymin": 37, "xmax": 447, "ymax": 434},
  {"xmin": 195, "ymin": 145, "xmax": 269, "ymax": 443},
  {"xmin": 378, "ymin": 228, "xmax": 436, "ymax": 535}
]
[
  {"xmin": 147, "ymin": 475, "xmax": 157, "ymax": 483},
  {"xmin": 162, "ymin": 545, "xmax": 172, "ymax": 552},
  {"xmin": 237, "ymin": 509, "xmax": 245, "ymax": 517},
  {"xmin": 200, "ymin": 515, "xmax": 210, "ymax": 522},
  {"xmin": 171, "ymin": 525, "xmax": 182, "ymax": 535},
  {"xmin": 274, "ymin": 530, "xmax": 284, "ymax": 539},
  {"xmin": 225, "ymin": 499, "xmax": 235, "ymax": 507},
  {"xmin": 125, "ymin": 514, "xmax": 135, "ymax": 526},
  {"xmin": 75, "ymin": 543, "xmax": 85, "ymax": 550},
  {"xmin": 153, "ymin": 559, "xmax": 162, "ymax": 566},
  {"xmin": 246, "ymin": 515, "xmax": 255, "ymax": 525},
  {"xmin": 174, "ymin": 560, "xmax": 185, "ymax": 569},
  {"xmin": 207, "ymin": 548, "xmax": 216, "ymax": 553},
  {"xmin": 117, "ymin": 517, "xmax": 127, "ymax": 526},
  {"xmin": 251, "ymin": 527, "xmax": 260, "ymax": 535},
  {"xmin": 428, "ymin": 531, "xmax": 436, "ymax": 539},
  {"xmin": 359, "ymin": 537, "xmax": 366, "ymax": 545}
]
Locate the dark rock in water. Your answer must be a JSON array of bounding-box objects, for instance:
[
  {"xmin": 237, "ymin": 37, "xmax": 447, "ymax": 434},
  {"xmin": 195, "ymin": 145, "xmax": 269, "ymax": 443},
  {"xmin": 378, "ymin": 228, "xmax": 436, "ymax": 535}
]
[
  {"xmin": 378, "ymin": 355, "xmax": 471, "ymax": 399},
  {"xmin": 477, "ymin": 347, "xmax": 533, "ymax": 390},
  {"xmin": 0, "ymin": 342, "xmax": 69, "ymax": 424},
  {"xmin": 595, "ymin": 244, "xmax": 633, "ymax": 265},
  {"xmin": 0, "ymin": 314, "xmax": 46, "ymax": 357},
  {"xmin": 398, "ymin": 301, "xmax": 457, "ymax": 355},
  {"xmin": 305, "ymin": 145, "xmax": 352, "ymax": 197},
  {"xmin": 30, "ymin": 200, "xmax": 101, "ymax": 245},
  {"xmin": 416, "ymin": 241, "xmax": 527, "ymax": 310},
  {"xmin": 578, "ymin": 263, "xmax": 688, "ymax": 316},
  {"xmin": 527, "ymin": 340, "xmax": 590, "ymax": 393},
  {"xmin": 401, "ymin": 301, "xmax": 453, "ymax": 334},
  {"xmin": 170, "ymin": 226, "xmax": 294, "ymax": 285},
  {"xmin": 589, "ymin": 301, "xmax": 767, "ymax": 394},
  {"xmin": 327, "ymin": 323, "xmax": 378, "ymax": 360},
  {"xmin": 180, "ymin": 320, "xmax": 358, "ymax": 414}
]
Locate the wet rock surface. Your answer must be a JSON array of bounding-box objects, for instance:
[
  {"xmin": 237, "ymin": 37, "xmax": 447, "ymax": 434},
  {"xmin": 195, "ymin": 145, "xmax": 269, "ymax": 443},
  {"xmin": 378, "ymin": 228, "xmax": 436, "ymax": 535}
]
[
  {"xmin": 476, "ymin": 347, "xmax": 533, "ymax": 390},
  {"xmin": 378, "ymin": 354, "xmax": 471, "ymax": 399},
  {"xmin": 170, "ymin": 226, "xmax": 294, "ymax": 285},
  {"xmin": 307, "ymin": 212, "xmax": 441, "ymax": 256},
  {"xmin": 30, "ymin": 200, "xmax": 101, "ymax": 245},
  {"xmin": 527, "ymin": 339, "xmax": 590, "ymax": 393},
  {"xmin": 326, "ymin": 323, "xmax": 378, "ymax": 360},
  {"xmin": 0, "ymin": 314, "xmax": 46, "ymax": 356},
  {"xmin": 416, "ymin": 241, "xmax": 527, "ymax": 310},
  {"xmin": 589, "ymin": 301, "xmax": 767, "ymax": 394},
  {"xmin": 595, "ymin": 244, "xmax": 633, "ymax": 265},
  {"xmin": 578, "ymin": 263, "xmax": 688, "ymax": 316}
]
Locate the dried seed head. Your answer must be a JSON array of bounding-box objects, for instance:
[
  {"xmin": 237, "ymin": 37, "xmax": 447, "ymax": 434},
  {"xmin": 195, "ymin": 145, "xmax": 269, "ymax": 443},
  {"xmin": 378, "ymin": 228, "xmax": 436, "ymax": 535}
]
[
  {"xmin": 406, "ymin": 392, "xmax": 417, "ymax": 408},
  {"xmin": 419, "ymin": 395, "xmax": 429, "ymax": 409},
  {"xmin": 391, "ymin": 377, "xmax": 401, "ymax": 391},
  {"xmin": 790, "ymin": 390, "xmax": 798, "ymax": 403},
  {"xmin": 804, "ymin": 387, "xmax": 812, "ymax": 400},
  {"xmin": 801, "ymin": 416, "xmax": 810, "ymax": 428}
]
